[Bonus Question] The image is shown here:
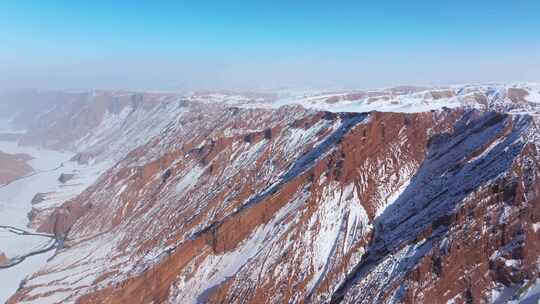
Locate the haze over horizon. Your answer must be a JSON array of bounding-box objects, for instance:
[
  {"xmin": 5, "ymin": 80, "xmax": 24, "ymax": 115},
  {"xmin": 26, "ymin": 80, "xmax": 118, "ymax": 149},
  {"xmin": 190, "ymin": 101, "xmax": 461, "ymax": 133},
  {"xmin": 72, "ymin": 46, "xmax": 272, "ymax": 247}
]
[{"xmin": 1, "ymin": 0, "xmax": 539, "ymax": 91}]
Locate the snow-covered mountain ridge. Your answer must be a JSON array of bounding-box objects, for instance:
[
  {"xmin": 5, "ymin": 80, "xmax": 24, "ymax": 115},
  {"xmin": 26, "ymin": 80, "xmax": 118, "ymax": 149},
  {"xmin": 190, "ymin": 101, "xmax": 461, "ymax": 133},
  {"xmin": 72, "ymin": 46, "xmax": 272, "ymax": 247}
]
[
  {"xmin": 1, "ymin": 82, "xmax": 539, "ymax": 149},
  {"xmin": 0, "ymin": 83, "xmax": 539, "ymax": 303},
  {"xmin": 251, "ymin": 82, "xmax": 540, "ymax": 114}
]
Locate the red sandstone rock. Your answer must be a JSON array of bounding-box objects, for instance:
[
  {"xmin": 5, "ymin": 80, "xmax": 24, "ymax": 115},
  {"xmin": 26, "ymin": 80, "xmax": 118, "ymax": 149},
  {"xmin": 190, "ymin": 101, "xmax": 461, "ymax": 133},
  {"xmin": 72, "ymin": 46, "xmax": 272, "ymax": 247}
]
[
  {"xmin": 0, "ymin": 251, "xmax": 8, "ymax": 266},
  {"xmin": 0, "ymin": 151, "xmax": 33, "ymax": 185}
]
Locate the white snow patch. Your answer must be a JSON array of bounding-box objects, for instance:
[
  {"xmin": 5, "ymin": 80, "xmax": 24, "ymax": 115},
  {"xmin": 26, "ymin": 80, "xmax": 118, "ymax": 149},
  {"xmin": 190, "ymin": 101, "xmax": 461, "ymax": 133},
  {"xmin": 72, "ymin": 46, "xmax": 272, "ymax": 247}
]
[
  {"xmin": 376, "ymin": 179, "xmax": 410, "ymax": 217},
  {"xmin": 176, "ymin": 166, "xmax": 205, "ymax": 194},
  {"xmin": 532, "ymin": 222, "xmax": 540, "ymax": 233}
]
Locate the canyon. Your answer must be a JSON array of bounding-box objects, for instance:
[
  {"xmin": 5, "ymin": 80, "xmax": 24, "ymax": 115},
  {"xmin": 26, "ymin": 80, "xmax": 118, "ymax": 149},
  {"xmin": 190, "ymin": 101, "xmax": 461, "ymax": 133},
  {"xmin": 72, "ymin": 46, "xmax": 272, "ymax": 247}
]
[{"xmin": 0, "ymin": 83, "xmax": 539, "ymax": 303}]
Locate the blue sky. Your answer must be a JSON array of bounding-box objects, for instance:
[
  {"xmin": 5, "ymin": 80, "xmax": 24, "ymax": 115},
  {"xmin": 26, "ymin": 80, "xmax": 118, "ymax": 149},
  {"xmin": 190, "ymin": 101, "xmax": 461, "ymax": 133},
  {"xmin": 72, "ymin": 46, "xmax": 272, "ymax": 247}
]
[{"xmin": 0, "ymin": 0, "xmax": 539, "ymax": 90}]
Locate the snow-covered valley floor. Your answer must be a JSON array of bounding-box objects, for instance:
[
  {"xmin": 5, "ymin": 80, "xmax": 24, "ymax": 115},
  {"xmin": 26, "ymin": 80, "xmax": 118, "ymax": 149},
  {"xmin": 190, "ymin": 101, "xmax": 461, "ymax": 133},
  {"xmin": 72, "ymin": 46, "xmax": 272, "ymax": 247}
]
[{"xmin": 0, "ymin": 140, "xmax": 108, "ymax": 302}]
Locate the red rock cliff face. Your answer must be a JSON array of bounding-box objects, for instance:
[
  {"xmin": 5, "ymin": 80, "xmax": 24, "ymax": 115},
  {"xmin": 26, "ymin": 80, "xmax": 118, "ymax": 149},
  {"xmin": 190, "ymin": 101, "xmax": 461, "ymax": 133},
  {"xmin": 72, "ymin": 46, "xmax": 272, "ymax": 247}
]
[
  {"xmin": 333, "ymin": 112, "xmax": 540, "ymax": 304},
  {"xmin": 7, "ymin": 105, "xmax": 540, "ymax": 304}
]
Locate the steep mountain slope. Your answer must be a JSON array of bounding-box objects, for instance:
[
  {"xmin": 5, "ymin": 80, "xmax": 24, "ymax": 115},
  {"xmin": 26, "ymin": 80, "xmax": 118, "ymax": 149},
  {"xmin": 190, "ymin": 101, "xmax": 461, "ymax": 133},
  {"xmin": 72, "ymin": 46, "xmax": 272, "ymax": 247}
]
[
  {"xmin": 0, "ymin": 90, "xmax": 188, "ymax": 161},
  {"xmin": 1, "ymin": 85, "xmax": 539, "ymax": 303},
  {"xmin": 333, "ymin": 112, "xmax": 540, "ymax": 303}
]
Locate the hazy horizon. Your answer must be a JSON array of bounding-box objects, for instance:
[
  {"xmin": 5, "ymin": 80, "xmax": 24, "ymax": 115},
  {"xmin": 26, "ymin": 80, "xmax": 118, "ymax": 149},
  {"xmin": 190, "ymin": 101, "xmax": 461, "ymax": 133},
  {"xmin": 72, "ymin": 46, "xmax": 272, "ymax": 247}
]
[{"xmin": 1, "ymin": 1, "xmax": 539, "ymax": 91}]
